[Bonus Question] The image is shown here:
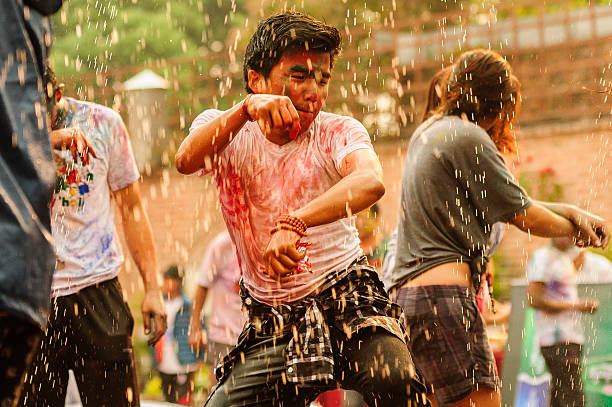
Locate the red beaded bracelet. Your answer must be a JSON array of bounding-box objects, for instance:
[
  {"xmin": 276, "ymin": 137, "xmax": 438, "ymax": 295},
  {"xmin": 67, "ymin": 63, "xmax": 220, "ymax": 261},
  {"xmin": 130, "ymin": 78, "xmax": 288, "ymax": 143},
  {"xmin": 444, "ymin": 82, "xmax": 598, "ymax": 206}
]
[
  {"xmin": 276, "ymin": 214, "xmax": 307, "ymax": 234},
  {"xmin": 269, "ymin": 224, "xmax": 307, "ymax": 237},
  {"xmin": 242, "ymin": 94, "xmax": 254, "ymax": 121}
]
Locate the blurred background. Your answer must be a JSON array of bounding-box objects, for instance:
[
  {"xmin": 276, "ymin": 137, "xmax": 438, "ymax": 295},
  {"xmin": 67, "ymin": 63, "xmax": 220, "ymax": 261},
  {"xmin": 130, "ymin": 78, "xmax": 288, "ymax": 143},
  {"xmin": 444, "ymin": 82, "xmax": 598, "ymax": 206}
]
[{"xmin": 47, "ymin": 0, "xmax": 611, "ymax": 405}]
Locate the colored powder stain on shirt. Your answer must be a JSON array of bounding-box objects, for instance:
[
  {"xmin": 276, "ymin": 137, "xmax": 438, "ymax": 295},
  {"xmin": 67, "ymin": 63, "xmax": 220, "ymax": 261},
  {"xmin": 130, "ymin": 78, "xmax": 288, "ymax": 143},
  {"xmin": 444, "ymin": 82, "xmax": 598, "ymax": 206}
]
[{"xmin": 189, "ymin": 110, "xmax": 373, "ymax": 305}]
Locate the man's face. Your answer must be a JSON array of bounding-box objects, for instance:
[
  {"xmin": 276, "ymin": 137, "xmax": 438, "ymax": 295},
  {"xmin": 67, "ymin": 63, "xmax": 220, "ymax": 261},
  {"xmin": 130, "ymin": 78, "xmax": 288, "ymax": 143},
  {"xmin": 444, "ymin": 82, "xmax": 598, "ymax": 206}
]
[{"xmin": 261, "ymin": 50, "xmax": 331, "ymax": 133}]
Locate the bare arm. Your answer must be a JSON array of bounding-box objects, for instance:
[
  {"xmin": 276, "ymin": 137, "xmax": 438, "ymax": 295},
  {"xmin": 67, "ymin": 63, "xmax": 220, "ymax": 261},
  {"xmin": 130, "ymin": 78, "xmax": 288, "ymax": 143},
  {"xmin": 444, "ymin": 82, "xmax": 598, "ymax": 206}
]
[
  {"xmin": 527, "ymin": 281, "xmax": 598, "ymax": 314},
  {"xmin": 512, "ymin": 202, "xmax": 609, "ymax": 248},
  {"xmin": 175, "ymin": 102, "xmax": 249, "ymax": 174},
  {"xmin": 264, "ymin": 148, "xmax": 385, "ymax": 279},
  {"xmin": 292, "ymin": 149, "xmax": 385, "ymax": 226},
  {"xmin": 175, "ymin": 94, "xmax": 300, "ymax": 174},
  {"xmin": 188, "ymin": 285, "xmax": 209, "ymax": 352},
  {"xmin": 113, "ymin": 182, "xmax": 167, "ymax": 345},
  {"xmin": 536, "ymin": 201, "xmax": 608, "ymax": 247}
]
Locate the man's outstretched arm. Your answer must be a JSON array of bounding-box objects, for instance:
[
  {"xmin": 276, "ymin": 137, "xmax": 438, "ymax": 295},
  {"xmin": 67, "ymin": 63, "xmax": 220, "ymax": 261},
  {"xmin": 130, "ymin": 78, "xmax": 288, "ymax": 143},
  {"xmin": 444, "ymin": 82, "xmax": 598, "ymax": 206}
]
[
  {"xmin": 292, "ymin": 148, "xmax": 385, "ymax": 227},
  {"xmin": 527, "ymin": 282, "xmax": 598, "ymax": 314},
  {"xmin": 264, "ymin": 148, "xmax": 384, "ymax": 279},
  {"xmin": 175, "ymin": 102, "xmax": 249, "ymax": 174},
  {"xmin": 175, "ymin": 94, "xmax": 300, "ymax": 174}
]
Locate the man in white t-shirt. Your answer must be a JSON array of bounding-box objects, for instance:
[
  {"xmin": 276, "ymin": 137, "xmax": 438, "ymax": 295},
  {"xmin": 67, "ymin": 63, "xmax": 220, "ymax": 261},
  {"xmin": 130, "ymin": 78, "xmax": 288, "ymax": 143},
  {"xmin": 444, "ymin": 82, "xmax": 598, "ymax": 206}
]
[
  {"xmin": 527, "ymin": 237, "xmax": 599, "ymax": 407},
  {"xmin": 176, "ymin": 11, "xmax": 427, "ymax": 407},
  {"xmin": 188, "ymin": 231, "xmax": 246, "ymax": 395},
  {"xmin": 20, "ymin": 66, "xmax": 167, "ymax": 407},
  {"xmin": 574, "ymin": 249, "xmax": 612, "ymax": 284},
  {"xmin": 188, "ymin": 231, "xmax": 245, "ymax": 361}
]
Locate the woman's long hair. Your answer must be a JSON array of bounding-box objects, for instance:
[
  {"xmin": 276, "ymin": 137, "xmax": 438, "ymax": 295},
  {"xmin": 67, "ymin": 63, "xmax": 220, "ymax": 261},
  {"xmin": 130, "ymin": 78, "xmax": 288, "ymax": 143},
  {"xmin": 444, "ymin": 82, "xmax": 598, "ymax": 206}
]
[
  {"xmin": 438, "ymin": 49, "xmax": 520, "ymax": 153},
  {"xmin": 421, "ymin": 66, "xmax": 451, "ymax": 123}
]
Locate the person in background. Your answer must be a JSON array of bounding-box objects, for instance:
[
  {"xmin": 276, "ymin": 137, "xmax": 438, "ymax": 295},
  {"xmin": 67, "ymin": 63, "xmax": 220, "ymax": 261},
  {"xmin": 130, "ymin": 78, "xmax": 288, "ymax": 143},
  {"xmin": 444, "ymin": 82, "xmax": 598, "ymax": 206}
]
[
  {"xmin": 19, "ymin": 65, "xmax": 167, "ymax": 407},
  {"xmin": 527, "ymin": 237, "xmax": 600, "ymax": 407},
  {"xmin": 573, "ymin": 247, "xmax": 612, "ymax": 284},
  {"xmin": 188, "ymin": 231, "xmax": 246, "ymax": 394},
  {"xmin": 355, "ymin": 203, "xmax": 390, "ymax": 270},
  {"xmin": 0, "ymin": 2, "xmax": 64, "ymax": 405},
  {"xmin": 154, "ymin": 265, "xmax": 201, "ymax": 405}
]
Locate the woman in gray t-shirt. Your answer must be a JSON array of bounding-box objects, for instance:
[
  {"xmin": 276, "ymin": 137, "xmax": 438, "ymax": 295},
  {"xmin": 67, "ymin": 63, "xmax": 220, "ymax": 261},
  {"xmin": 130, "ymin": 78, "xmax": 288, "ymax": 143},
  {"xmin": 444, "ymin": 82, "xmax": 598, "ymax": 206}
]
[{"xmin": 392, "ymin": 49, "xmax": 609, "ymax": 407}]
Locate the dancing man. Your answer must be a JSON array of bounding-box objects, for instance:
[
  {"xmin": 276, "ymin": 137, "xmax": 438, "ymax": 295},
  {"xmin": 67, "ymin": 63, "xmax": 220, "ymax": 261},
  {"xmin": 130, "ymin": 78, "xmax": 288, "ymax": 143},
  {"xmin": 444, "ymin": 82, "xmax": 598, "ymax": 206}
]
[{"xmin": 176, "ymin": 11, "xmax": 428, "ymax": 407}]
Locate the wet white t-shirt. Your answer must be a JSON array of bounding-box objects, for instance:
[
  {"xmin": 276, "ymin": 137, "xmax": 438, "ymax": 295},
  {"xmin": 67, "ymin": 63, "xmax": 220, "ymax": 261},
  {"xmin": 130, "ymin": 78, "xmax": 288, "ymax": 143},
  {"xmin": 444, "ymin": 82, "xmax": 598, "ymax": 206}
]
[
  {"xmin": 576, "ymin": 252, "xmax": 612, "ymax": 284},
  {"xmin": 50, "ymin": 98, "xmax": 140, "ymax": 297},
  {"xmin": 196, "ymin": 231, "xmax": 246, "ymax": 345},
  {"xmin": 527, "ymin": 245, "xmax": 584, "ymax": 346},
  {"xmin": 190, "ymin": 110, "xmax": 371, "ymax": 305}
]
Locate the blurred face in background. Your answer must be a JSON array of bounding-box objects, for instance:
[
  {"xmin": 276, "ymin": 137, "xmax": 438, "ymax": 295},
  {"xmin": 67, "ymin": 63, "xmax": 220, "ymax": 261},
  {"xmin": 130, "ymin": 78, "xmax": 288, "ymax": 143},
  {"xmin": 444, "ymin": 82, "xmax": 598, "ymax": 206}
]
[{"xmin": 162, "ymin": 277, "xmax": 181, "ymax": 299}]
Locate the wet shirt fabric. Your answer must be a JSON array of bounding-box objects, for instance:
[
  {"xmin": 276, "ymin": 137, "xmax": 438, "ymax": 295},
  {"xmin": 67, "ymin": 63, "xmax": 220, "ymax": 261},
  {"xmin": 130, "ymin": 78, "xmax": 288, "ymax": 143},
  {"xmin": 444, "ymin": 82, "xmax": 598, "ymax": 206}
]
[
  {"xmin": 391, "ymin": 115, "xmax": 530, "ymax": 289},
  {"xmin": 196, "ymin": 231, "xmax": 247, "ymax": 345},
  {"xmin": 215, "ymin": 258, "xmax": 409, "ymax": 385},
  {"xmin": 576, "ymin": 252, "xmax": 612, "ymax": 284},
  {"xmin": 0, "ymin": 1, "xmax": 59, "ymax": 327},
  {"xmin": 50, "ymin": 97, "xmax": 139, "ymax": 297},
  {"xmin": 527, "ymin": 245, "xmax": 584, "ymax": 347},
  {"xmin": 190, "ymin": 110, "xmax": 371, "ymax": 305}
]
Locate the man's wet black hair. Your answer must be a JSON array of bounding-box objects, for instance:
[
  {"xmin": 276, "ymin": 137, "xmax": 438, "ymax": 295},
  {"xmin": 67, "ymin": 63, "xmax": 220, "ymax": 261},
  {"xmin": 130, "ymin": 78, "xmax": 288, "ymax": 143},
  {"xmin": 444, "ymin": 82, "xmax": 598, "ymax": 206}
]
[
  {"xmin": 43, "ymin": 61, "xmax": 59, "ymax": 103},
  {"xmin": 243, "ymin": 11, "xmax": 342, "ymax": 93}
]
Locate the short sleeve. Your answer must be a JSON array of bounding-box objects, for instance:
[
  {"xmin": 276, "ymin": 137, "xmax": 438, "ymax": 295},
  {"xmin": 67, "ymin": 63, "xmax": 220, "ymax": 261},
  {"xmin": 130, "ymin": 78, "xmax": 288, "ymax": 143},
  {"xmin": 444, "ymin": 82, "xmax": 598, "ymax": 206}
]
[
  {"xmin": 328, "ymin": 117, "xmax": 374, "ymax": 172},
  {"xmin": 443, "ymin": 122, "xmax": 531, "ymax": 224},
  {"xmin": 526, "ymin": 250, "xmax": 552, "ymax": 283},
  {"xmin": 189, "ymin": 109, "xmax": 247, "ymax": 176},
  {"xmin": 107, "ymin": 111, "xmax": 140, "ymax": 191},
  {"xmin": 196, "ymin": 239, "xmax": 221, "ymax": 288}
]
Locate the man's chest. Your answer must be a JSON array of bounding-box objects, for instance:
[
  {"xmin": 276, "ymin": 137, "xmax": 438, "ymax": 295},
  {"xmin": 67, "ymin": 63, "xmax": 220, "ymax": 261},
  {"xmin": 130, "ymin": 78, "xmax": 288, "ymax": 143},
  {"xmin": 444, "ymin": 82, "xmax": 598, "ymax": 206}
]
[{"xmin": 242, "ymin": 146, "xmax": 337, "ymax": 205}]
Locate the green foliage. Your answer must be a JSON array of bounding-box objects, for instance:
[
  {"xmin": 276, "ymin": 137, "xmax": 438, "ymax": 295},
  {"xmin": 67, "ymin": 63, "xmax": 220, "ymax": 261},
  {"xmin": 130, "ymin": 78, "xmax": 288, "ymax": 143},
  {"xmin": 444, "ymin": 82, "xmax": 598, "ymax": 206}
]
[{"xmin": 50, "ymin": 0, "xmax": 247, "ymax": 77}]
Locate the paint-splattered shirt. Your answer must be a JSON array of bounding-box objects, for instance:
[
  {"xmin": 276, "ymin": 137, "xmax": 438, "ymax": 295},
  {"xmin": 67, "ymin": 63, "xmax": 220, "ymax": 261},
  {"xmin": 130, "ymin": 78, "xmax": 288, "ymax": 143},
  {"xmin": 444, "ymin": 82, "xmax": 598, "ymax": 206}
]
[
  {"xmin": 527, "ymin": 245, "xmax": 584, "ymax": 346},
  {"xmin": 50, "ymin": 97, "xmax": 140, "ymax": 297},
  {"xmin": 196, "ymin": 231, "xmax": 246, "ymax": 345},
  {"xmin": 190, "ymin": 110, "xmax": 373, "ymax": 305}
]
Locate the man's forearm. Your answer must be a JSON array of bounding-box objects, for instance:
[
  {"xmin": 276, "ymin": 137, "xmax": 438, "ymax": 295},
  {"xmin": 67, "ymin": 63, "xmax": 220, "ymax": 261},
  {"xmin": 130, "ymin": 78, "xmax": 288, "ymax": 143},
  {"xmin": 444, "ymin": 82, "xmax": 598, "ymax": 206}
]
[
  {"xmin": 190, "ymin": 286, "xmax": 208, "ymax": 325},
  {"xmin": 531, "ymin": 296, "xmax": 578, "ymax": 314},
  {"xmin": 175, "ymin": 102, "xmax": 249, "ymax": 174},
  {"xmin": 122, "ymin": 203, "xmax": 159, "ymax": 290},
  {"xmin": 291, "ymin": 169, "xmax": 384, "ymax": 227}
]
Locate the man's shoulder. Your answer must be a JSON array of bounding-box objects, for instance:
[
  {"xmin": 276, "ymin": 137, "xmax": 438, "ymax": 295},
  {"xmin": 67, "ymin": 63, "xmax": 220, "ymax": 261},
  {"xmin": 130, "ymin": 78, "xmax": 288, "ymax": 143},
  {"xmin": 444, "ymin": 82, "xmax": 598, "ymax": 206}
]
[
  {"xmin": 317, "ymin": 111, "xmax": 366, "ymax": 131},
  {"xmin": 210, "ymin": 231, "xmax": 232, "ymax": 250},
  {"xmin": 67, "ymin": 97, "xmax": 124, "ymax": 126},
  {"xmin": 190, "ymin": 109, "xmax": 224, "ymax": 130}
]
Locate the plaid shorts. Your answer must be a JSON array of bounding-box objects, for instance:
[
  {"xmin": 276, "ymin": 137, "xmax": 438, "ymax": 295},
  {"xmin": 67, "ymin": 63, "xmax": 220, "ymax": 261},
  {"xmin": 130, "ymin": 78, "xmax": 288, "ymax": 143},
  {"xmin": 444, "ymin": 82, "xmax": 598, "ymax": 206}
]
[{"xmin": 395, "ymin": 285, "xmax": 499, "ymax": 406}]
